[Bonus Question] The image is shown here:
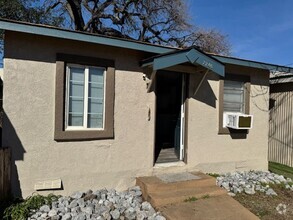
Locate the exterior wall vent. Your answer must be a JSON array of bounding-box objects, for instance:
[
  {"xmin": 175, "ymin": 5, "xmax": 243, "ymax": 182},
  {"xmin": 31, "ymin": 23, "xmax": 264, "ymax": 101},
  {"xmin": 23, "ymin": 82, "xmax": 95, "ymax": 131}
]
[{"xmin": 34, "ymin": 179, "xmax": 62, "ymax": 191}]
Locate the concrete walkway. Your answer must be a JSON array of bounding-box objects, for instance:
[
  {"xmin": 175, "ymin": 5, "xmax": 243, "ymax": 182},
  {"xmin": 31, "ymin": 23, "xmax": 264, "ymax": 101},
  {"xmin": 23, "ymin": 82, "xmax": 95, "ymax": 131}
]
[{"xmin": 136, "ymin": 172, "xmax": 259, "ymax": 220}]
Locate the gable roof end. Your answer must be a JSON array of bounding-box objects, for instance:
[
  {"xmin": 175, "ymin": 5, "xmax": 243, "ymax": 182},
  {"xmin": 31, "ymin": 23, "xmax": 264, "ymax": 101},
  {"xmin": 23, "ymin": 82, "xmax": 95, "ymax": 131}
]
[{"xmin": 141, "ymin": 46, "xmax": 225, "ymax": 77}]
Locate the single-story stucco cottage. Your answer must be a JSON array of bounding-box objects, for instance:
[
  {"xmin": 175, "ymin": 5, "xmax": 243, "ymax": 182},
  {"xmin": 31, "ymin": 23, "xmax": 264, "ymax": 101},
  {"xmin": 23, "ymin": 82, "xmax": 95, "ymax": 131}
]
[{"xmin": 1, "ymin": 19, "xmax": 293, "ymax": 198}]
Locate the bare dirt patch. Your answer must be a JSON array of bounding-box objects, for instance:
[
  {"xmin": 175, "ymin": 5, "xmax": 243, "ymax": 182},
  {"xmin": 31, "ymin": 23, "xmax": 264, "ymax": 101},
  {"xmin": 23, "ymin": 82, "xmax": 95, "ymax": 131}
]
[{"xmin": 234, "ymin": 185, "xmax": 293, "ymax": 220}]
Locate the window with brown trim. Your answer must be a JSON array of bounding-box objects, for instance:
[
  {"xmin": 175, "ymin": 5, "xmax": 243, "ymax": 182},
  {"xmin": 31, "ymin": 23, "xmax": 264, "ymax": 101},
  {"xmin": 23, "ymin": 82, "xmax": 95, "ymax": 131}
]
[
  {"xmin": 218, "ymin": 74, "xmax": 250, "ymax": 134},
  {"xmin": 54, "ymin": 54, "xmax": 115, "ymax": 141}
]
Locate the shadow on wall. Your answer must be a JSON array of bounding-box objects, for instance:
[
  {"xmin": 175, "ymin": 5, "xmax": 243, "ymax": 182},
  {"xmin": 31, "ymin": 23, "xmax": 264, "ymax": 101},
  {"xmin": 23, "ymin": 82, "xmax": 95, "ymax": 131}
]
[
  {"xmin": 2, "ymin": 110, "xmax": 26, "ymax": 198},
  {"xmin": 188, "ymin": 71, "xmax": 217, "ymax": 109},
  {"xmin": 187, "ymin": 72, "xmax": 248, "ymax": 140}
]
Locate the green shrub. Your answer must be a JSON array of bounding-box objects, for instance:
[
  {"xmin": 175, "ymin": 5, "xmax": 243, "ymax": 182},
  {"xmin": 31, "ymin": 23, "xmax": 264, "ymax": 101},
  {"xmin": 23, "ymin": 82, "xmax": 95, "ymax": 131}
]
[{"xmin": 4, "ymin": 194, "xmax": 60, "ymax": 220}]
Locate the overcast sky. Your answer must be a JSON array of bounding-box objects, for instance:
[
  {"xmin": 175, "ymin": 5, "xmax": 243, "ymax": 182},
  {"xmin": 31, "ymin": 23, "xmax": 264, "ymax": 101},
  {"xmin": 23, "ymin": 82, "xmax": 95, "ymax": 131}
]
[{"xmin": 189, "ymin": 0, "xmax": 293, "ymax": 67}]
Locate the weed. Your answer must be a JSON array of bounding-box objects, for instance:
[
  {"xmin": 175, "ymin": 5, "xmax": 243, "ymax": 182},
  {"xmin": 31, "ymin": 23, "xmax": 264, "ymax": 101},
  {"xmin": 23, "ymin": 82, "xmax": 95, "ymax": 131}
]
[
  {"xmin": 4, "ymin": 193, "xmax": 60, "ymax": 220},
  {"xmin": 184, "ymin": 196, "xmax": 198, "ymax": 202},
  {"xmin": 257, "ymin": 209, "xmax": 271, "ymax": 218},
  {"xmin": 207, "ymin": 173, "xmax": 220, "ymax": 178},
  {"xmin": 201, "ymin": 194, "xmax": 210, "ymax": 199}
]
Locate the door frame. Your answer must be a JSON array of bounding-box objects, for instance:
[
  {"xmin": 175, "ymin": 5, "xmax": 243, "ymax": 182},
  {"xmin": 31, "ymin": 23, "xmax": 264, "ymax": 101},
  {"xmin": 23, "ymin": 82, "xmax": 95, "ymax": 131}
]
[
  {"xmin": 153, "ymin": 71, "xmax": 188, "ymax": 165},
  {"xmin": 179, "ymin": 74, "xmax": 186, "ymax": 160}
]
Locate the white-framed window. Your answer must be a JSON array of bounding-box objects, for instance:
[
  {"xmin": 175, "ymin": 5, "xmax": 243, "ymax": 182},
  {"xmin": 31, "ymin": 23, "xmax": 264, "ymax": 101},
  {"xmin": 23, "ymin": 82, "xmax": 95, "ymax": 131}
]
[
  {"xmin": 223, "ymin": 80, "xmax": 245, "ymax": 113},
  {"xmin": 65, "ymin": 64, "xmax": 105, "ymax": 130}
]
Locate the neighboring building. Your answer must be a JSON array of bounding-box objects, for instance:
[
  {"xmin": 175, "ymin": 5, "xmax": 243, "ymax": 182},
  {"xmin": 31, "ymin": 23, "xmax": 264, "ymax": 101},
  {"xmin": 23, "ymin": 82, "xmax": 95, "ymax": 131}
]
[
  {"xmin": 269, "ymin": 72, "xmax": 293, "ymax": 167},
  {"xmin": 0, "ymin": 19, "xmax": 292, "ymax": 197}
]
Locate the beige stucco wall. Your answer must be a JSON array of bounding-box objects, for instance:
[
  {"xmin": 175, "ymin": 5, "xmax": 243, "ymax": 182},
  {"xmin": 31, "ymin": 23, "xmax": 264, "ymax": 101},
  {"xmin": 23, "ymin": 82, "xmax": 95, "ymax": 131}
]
[
  {"xmin": 3, "ymin": 32, "xmax": 157, "ymax": 197},
  {"xmin": 186, "ymin": 66, "xmax": 270, "ymax": 173},
  {"xmin": 3, "ymin": 31, "xmax": 270, "ymax": 198}
]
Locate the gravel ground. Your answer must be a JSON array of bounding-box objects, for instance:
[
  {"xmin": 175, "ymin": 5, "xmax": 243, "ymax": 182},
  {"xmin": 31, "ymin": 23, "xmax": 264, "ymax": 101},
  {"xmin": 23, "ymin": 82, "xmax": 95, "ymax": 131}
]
[
  {"xmin": 216, "ymin": 171, "xmax": 293, "ymax": 196},
  {"xmin": 234, "ymin": 185, "xmax": 293, "ymax": 220},
  {"xmin": 28, "ymin": 186, "xmax": 165, "ymax": 220},
  {"xmin": 216, "ymin": 171, "xmax": 293, "ymax": 219}
]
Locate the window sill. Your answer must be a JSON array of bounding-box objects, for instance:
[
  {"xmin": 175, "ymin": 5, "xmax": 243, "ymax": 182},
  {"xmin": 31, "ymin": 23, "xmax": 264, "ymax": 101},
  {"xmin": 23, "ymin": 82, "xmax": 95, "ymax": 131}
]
[
  {"xmin": 65, "ymin": 128, "xmax": 104, "ymax": 131},
  {"xmin": 54, "ymin": 129, "xmax": 114, "ymax": 141}
]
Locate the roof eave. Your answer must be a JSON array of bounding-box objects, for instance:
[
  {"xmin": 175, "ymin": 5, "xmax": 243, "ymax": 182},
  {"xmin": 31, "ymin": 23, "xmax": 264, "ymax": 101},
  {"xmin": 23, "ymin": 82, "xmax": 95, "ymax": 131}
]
[
  {"xmin": 0, "ymin": 19, "xmax": 174, "ymax": 54},
  {"xmin": 0, "ymin": 19, "xmax": 292, "ymax": 74},
  {"xmin": 212, "ymin": 55, "xmax": 293, "ymax": 73}
]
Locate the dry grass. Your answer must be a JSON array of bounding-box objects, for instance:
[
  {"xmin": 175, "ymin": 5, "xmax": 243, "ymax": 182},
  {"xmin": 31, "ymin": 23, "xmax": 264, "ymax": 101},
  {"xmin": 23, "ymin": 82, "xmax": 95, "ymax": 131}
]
[
  {"xmin": 235, "ymin": 162, "xmax": 293, "ymax": 219},
  {"xmin": 234, "ymin": 185, "xmax": 293, "ymax": 220}
]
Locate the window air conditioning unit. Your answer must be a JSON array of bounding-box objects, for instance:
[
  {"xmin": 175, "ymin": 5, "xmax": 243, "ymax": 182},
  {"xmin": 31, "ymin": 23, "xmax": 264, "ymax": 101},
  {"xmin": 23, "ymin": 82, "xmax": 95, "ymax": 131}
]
[{"xmin": 223, "ymin": 112, "xmax": 253, "ymax": 129}]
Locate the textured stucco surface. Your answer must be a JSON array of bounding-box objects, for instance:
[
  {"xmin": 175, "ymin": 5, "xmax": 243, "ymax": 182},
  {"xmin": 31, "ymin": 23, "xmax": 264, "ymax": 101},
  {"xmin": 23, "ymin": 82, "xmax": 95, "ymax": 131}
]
[
  {"xmin": 3, "ymin": 31, "xmax": 269, "ymax": 197},
  {"xmin": 186, "ymin": 65, "xmax": 270, "ymax": 173}
]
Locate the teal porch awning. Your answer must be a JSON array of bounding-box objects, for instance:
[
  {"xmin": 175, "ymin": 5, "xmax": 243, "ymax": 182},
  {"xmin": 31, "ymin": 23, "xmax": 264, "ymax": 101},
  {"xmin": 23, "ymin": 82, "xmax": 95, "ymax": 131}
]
[{"xmin": 141, "ymin": 46, "xmax": 225, "ymax": 77}]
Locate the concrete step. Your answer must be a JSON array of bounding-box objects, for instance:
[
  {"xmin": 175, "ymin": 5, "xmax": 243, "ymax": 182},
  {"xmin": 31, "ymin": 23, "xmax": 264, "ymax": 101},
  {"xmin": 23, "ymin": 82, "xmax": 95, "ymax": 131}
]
[
  {"xmin": 136, "ymin": 172, "xmax": 217, "ymax": 201},
  {"xmin": 147, "ymin": 185, "xmax": 226, "ymax": 207},
  {"xmin": 159, "ymin": 195, "xmax": 259, "ymax": 220},
  {"xmin": 136, "ymin": 172, "xmax": 259, "ymax": 220}
]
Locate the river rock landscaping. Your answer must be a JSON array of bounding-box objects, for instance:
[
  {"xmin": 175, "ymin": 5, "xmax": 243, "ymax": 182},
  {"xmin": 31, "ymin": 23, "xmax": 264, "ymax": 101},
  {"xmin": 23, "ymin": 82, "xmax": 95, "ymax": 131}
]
[
  {"xmin": 27, "ymin": 186, "xmax": 165, "ymax": 220},
  {"xmin": 216, "ymin": 170, "xmax": 293, "ymax": 220},
  {"xmin": 216, "ymin": 170, "xmax": 293, "ymax": 196}
]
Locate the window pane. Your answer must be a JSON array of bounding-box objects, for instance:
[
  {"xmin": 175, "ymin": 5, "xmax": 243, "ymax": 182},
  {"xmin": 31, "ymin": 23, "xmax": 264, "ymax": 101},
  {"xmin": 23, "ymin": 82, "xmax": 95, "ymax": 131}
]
[
  {"xmin": 88, "ymin": 67, "xmax": 104, "ymax": 128},
  {"xmin": 88, "ymin": 84, "xmax": 104, "ymax": 98},
  {"xmin": 69, "ymin": 97, "xmax": 84, "ymax": 113},
  {"xmin": 223, "ymin": 103, "xmax": 243, "ymax": 112},
  {"xmin": 88, "ymin": 114, "xmax": 103, "ymax": 128},
  {"xmin": 224, "ymin": 92, "xmax": 243, "ymax": 103},
  {"xmin": 68, "ymin": 113, "xmax": 83, "ymax": 126},
  {"xmin": 88, "ymin": 98, "xmax": 103, "ymax": 114},
  {"xmin": 223, "ymin": 80, "xmax": 245, "ymax": 113},
  {"xmin": 68, "ymin": 67, "xmax": 85, "ymax": 127},
  {"xmin": 224, "ymin": 80, "xmax": 243, "ymax": 89},
  {"xmin": 70, "ymin": 83, "xmax": 84, "ymax": 97},
  {"xmin": 70, "ymin": 67, "xmax": 85, "ymax": 82},
  {"xmin": 89, "ymin": 67, "xmax": 104, "ymax": 83}
]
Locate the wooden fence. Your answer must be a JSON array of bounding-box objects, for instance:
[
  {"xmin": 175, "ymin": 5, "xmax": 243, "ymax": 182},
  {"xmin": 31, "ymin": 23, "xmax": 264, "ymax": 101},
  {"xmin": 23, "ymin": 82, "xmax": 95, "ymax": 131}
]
[
  {"xmin": 0, "ymin": 147, "xmax": 11, "ymax": 201},
  {"xmin": 269, "ymin": 82, "xmax": 293, "ymax": 167}
]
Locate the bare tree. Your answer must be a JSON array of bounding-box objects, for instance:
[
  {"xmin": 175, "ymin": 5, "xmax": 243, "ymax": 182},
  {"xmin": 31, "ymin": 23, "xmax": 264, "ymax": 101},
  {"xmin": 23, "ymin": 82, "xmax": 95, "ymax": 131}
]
[
  {"xmin": 188, "ymin": 28, "xmax": 231, "ymax": 55},
  {"xmin": 0, "ymin": 0, "xmax": 64, "ymax": 62},
  {"xmin": 49, "ymin": 0, "xmax": 231, "ymax": 55},
  {"xmin": 0, "ymin": 0, "xmax": 64, "ymax": 26}
]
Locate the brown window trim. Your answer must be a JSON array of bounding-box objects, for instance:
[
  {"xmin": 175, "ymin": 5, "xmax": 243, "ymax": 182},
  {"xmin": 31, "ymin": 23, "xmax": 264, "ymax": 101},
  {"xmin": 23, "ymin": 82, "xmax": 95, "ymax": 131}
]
[
  {"xmin": 54, "ymin": 53, "xmax": 115, "ymax": 141},
  {"xmin": 218, "ymin": 74, "xmax": 251, "ymax": 134}
]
